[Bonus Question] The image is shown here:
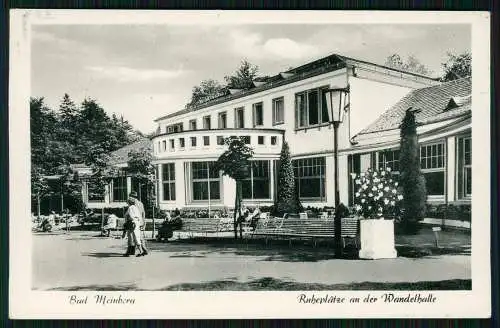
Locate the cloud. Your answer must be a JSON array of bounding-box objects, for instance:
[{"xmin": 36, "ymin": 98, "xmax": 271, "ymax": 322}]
[
  {"xmin": 229, "ymin": 30, "xmax": 321, "ymax": 61},
  {"xmin": 85, "ymin": 66, "xmax": 188, "ymax": 82}
]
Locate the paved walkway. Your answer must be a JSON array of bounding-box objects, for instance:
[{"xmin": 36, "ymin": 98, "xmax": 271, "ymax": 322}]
[{"xmin": 32, "ymin": 231, "xmax": 470, "ymax": 291}]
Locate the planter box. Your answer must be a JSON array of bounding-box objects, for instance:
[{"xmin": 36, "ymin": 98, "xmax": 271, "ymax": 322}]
[{"xmin": 359, "ymin": 219, "xmax": 397, "ymax": 260}]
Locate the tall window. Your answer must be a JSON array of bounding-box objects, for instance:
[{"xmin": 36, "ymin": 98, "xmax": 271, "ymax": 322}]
[
  {"xmin": 189, "ymin": 119, "xmax": 197, "ymax": 130},
  {"xmin": 191, "ymin": 162, "xmax": 220, "ymax": 201},
  {"xmin": 203, "ymin": 115, "xmax": 211, "ymax": 129},
  {"xmin": 162, "ymin": 140, "xmax": 167, "ymax": 151},
  {"xmin": 378, "ymin": 149, "xmax": 400, "ymax": 172},
  {"xmin": 272, "ymin": 97, "xmax": 285, "ymax": 125},
  {"xmin": 457, "ymin": 136, "xmax": 471, "ymax": 198},
  {"xmin": 112, "ymin": 176, "xmax": 127, "ymax": 202},
  {"xmin": 218, "ymin": 112, "xmax": 227, "ymax": 128},
  {"xmin": 252, "ymin": 102, "xmax": 264, "ymax": 127},
  {"xmin": 295, "ymin": 87, "xmax": 330, "ymax": 128},
  {"xmin": 162, "ymin": 163, "xmax": 176, "ymax": 201},
  {"xmin": 420, "ymin": 142, "xmax": 445, "ymax": 196},
  {"xmin": 191, "ymin": 137, "xmax": 197, "ymax": 147},
  {"xmin": 166, "ymin": 123, "xmax": 183, "ymax": 133},
  {"xmin": 235, "ymin": 107, "xmax": 245, "ymax": 128},
  {"xmin": 293, "ymin": 157, "xmax": 326, "ymax": 201},
  {"xmin": 242, "ymin": 160, "xmax": 270, "ymax": 199}
]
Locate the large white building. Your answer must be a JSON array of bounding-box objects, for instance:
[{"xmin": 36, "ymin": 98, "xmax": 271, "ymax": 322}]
[{"xmin": 151, "ymin": 54, "xmax": 438, "ymax": 211}]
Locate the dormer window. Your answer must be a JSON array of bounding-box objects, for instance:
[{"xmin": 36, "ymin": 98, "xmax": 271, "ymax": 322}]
[{"xmin": 445, "ymin": 95, "xmax": 471, "ymax": 111}]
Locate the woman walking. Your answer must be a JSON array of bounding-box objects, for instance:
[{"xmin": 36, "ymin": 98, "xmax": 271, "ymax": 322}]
[{"xmin": 122, "ymin": 197, "xmax": 148, "ymax": 257}]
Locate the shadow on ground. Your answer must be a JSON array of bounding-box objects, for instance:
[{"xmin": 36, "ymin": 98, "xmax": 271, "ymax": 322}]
[
  {"xmin": 48, "ymin": 283, "xmax": 138, "ymax": 291},
  {"xmin": 82, "ymin": 252, "xmax": 126, "ymax": 258},
  {"xmin": 161, "ymin": 277, "xmax": 471, "ymax": 291},
  {"xmin": 142, "ymin": 229, "xmax": 470, "ymax": 262}
]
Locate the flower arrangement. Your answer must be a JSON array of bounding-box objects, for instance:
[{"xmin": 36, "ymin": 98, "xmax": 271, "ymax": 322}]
[{"xmin": 351, "ymin": 167, "xmax": 403, "ymax": 220}]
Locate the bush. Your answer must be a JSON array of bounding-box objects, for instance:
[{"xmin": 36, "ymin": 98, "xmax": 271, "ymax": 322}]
[{"xmin": 426, "ymin": 203, "xmax": 471, "ymax": 222}]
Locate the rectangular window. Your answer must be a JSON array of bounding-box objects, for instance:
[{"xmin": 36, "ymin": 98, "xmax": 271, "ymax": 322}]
[
  {"xmin": 190, "ymin": 137, "xmax": 197, "ymax": 147},
  {"xmin": 420, "ymin": 142, "xmax": 445, "ymax": 196},
  {"xmin": 258, "ymin": 136, "xmax": 265, "ymax": 145},
  {"xmin": 169, "ymin": 139, "xmax": 175, "ymax": 150},
  {"xmin": 235, "ymin": 107, "xmax": 245, "ymax": 128},
  {"xmin": 191, "ymin": 161, "xmax": 220, "ymax": 201},
  {"xmin": 203, "ymin": 136, "xmax": 210, "ymax": 146},
  {"xmin": 293, "ymin": 157, "xmax": 326, "ymax": 201},
  {"xmin": 242, "ymin": 160, "xmax": 271, "ymax": 199},
  {"xmin": 162, "ymin": 163, "xmax": 176, "ymax": 201},
  {"xmin": 295, "ymin": 86, "xmax": 331, "ymax": 128},
  {"xmin": 218, "ymin": 112, "xmax": 227, "ymax": 129},
  {"xmin": 112, "ymin": 176, "xmax": 127, "ymax": 202},
  {"xmin": 457, "ymin": 136, "xmax": 471, "ymax": 198},
  {"xmin": 203, "ymin": 115, "xmax": 211, "ymax": 129},
  {"xmin": 252, "ymin": 102, "xmax": 264, "ymax": 127},
  {"xmin": 378, "ymin": 149, "xmax": 400, "ymax": 172},
  {"xmin": 272, "ymin": 97, "xmax": 285, "ymax": 125},
  {"xmin": 166, "ymin": 123, "xmax": 183, "ymax": 133},
  {"xmin": 217, "ymin": 136, "xmax": 225, "ymax": 145},
  {"xmin": 162, "ymin": 140, "xmax": 167, "ymax": 151},
  {"xmin": 179, "ymin": 138, "xmax": 185, "ymax": 148},
  {"xmin": 271, "ymin": 136, "xmax": 277, "ymax": 145},
  {"xmin": 189, "ymin": 119, "xmax": 197, "ymax": 130}
]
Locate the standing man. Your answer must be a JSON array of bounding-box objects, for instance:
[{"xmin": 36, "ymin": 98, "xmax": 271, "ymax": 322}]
[
  {"xmin": 129, "ymin": 191, "xmax": 149, "ymax": 255},
  {"xmin": 122, "ymin": 197, "xmax": 147, "ymax": 257}
]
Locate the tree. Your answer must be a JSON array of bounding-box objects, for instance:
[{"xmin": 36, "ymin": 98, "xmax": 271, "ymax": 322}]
[
  {"xmin": 186, "ymin": 79, "xmax": 227, "ymax": 108},
  {"xmin": 274, "ymin": 141, "xmax": 302, "ymax": 216},
  {"xmin": 214, "ymin": 137, "xmax": 254, "ymax": 239},
  {"xmin": 127, "ymin": 146, "xmax": 156, "ymax": 215},
  {"xmin": 224, "ymin": 60, "xmax": 259, "ymax": 90},
  {"xmin": 399, "ymin": 109, "xmax": 427, "ymax": 234},
  {"xmin": 384, "ymin": 54, "xmax": 431, "ymax": 76},
  {"xmin": 441, "ymin": 51, "xmax": 471, "ymax": 81}
]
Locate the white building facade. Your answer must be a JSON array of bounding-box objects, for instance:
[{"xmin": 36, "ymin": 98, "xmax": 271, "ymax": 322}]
[{"xmin": 151, "ymin": 54, "xmax": 438, "ymax": 211}]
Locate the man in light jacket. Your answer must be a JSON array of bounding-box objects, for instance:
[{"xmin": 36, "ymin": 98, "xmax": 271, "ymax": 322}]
[{"xmin": 129, "ymin": 191, "xmax": 149, "ymax": 255}]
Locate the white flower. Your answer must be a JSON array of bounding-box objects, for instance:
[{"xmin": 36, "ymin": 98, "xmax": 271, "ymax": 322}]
[
  {"xmin": 355, "ymin": 179, "xmax": 361, "ymax": 185},
  {"xmin": 362, "ymin": 184, "xmax": 368, "ymax": 190},
  {"xmin": 384, "ymin": 198, "xmax": 389, "ymax": 205},
  {"xmin": 378, "ymin": 192, "xmax": 383, "ymax": 197},
  {"xmin": 350, "ymin": 173, "xmax": 357, "ymax": 179},
  {"xmin": 390, "ymin": 200, "xmax": 395, "ymax": 206},
  {"xmin": 378, "ymin": 183, "xmax": 383, "ymax": 189},
  {"xmin": 392, "ymin": 189, "xmax": 397, "ymax": 194},
  {"xmin": 373, "ymin": 178, "xmax": 380, "ymax": 183},
  {"xmin": 381, "ymin": 171, "xmax": 386, "ymax": 176},
  {"xmin": 384, "ymin": 186, "xmax": 389, "ymax": 192},
  {"xmin": 377, "ymin": 212, "xmax": 383, "ymax": 217},
  {"xmin": 368, "ymin": 193, "xmax": 373, "ymax": 197},
  {"xmin": 368, "ymin": 206, "xmax": 372, "ymax": 210},
  {"xmin": 361, "ymin": 198, "xmax": 366, "ymax": 203},
  {"xmin": 397, "ymin": 195, "xmax": 403, "ymax": 200},
  {"xmin": 372, "ymin": 186, "xmax": 377, "ymax": 192},
  {"xmin": 355, "ymin": 192, "xmax": 360, "ymax": 197},
  {"xmin": 395, "ymin": 182, "xmax": 399, "ymax": 187},
  {"xmin": 355, "ymin": 204, "xmax": 362, "ymax": 211},
  {"xmin": 373, "ymin": 172, "xmax": 378, "ymax": 177},
  {"xmin": 387, "ymin": 167, "xmax": 392, "ymax": 172}
]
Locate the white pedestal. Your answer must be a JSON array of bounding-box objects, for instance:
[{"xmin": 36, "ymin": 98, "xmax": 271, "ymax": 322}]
[{"xmin": 358, "ymin": 219, "xmax": 397, "ymax": 259}]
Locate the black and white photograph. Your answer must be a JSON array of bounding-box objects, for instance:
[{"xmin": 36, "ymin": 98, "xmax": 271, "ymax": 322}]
[{"xmin": 9, "ymin": 10, "xmax": 491, "ymax": 319}]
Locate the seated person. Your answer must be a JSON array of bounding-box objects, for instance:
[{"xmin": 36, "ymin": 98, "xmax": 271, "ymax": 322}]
[
  {"xmin": 102, "ymin": 214, "xmax": 118, "ymax": 236},
  {"xmin": 249, "ymin": 207, "xmax": 261, "ymax": 231}
]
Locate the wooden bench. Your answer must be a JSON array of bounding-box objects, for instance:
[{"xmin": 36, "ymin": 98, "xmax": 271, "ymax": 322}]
[
  {"xmin": 251, "ymin": 216, "xmax": 359, "ymax": 248},
  {"xmin": 179, "ymin": 217, "xmax": 234, "ymax": 238}
]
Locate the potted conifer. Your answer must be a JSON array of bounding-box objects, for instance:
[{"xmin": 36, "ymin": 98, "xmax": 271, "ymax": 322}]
[{"xmin": 352, "ymin": 167, "xmax": 403, "ymax": 259}]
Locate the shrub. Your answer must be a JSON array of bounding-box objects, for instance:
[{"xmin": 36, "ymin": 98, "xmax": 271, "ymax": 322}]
[{"xmin": 274, "ymin": 141, "xmax": 302, "ymax": 216}]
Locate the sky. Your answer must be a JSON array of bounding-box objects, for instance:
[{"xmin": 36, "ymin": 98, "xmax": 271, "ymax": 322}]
[{"xmin": 31, "ymin": 24, "xmax": 470, "ymax": 134}]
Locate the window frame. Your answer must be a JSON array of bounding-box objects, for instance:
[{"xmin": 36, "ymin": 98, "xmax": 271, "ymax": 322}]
[
  {"xmin": 234, "ymin": 107, "xmax": 245, "ymax": 128},
  {"xmin": 111, "ymin": 175, "xmax": 127, "ymax": 202},
  {"xmin": 189, "ymin": 119, "xmax": 197, "ymax": 131},
  {"xmin": 378, "ymin": 149, "xmax": 400, "ymax": 173},
  {"xmin": 292, "ymin": 157, "xmax": 326, "ymax": 201},
  {"xmin": 161, "ymin": 163, "xmax": 176, "ymax": 201},
  {"xmin": 456, "ymin": 135, "xmax": 472, "ymax": 199},
  {"xmin": 190, "ymin": 161, "xmax": 221, "ymax": 202},
  {"xmin": 294, "ymin": 86, "xmax": 331, "ymax": 129},
  {"xmin": 218, "ymin": 111, "xmax": 227, "ymax": 129},
  {"xmin": 242, "ymin": 160, "xmax": 271, "ymax": 200},
  {"xmin": 252, "ymin": 102, "xmax": 264, "ymax": 127},
  {"xmin": 420, "ymin": 141, "xmax": 446, "ymax": 197},
  {"xmin": 272, "ymin": 97, "xmax": 285, "ymax": 126},
  {"xmin": 203, "ymin": 115, "xmax": 211, "ymax": 130}
]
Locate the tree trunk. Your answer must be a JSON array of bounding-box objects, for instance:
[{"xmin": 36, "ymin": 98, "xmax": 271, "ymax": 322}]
[
  {"xmin": 238, "ymin": 181, "xmax": 243, "ymax": 239},
  {"xmin": 37, "ymin": 193, "xmax": 41, "ymax": 218},
  {"xmin": 233, "ymin": 180, "xmax": 239, "ymax": 239},
  {"xmin": 101, "ymin": 207, "xmax": 105, "ymax": 232}
]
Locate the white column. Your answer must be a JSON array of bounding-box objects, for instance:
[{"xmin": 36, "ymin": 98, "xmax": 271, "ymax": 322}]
[
  {"xmin": 223, "ymin": 175, "xmax": 236, "ymax": 208},
  {"xmin": 338, "ymin": 154, "xmax": 349, "ymax": 205},
  {"xmin": 325, "ymin": 155, "xmax": 335, "ymax": 205},
  {"xmin": 126, "ymin": 176, "xmax": 132, "ymax": 196},
  {"xmin": 104, "ymin": 184, "xmax": 110, "ymax": 204},
  {"xmin": 269, "ymin": 160, "xmax": 275, "ymax": 202},
  {"xmin": 157, "ymin": 163, "xmax": 163, "ymax": 205},
  {"xmin": 175, "ymin": 160, "xmax": 186, "ymax": 207},
  {"xmin": 447, "ymin": 137, "xmax": 456, "ymax": 202}
]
